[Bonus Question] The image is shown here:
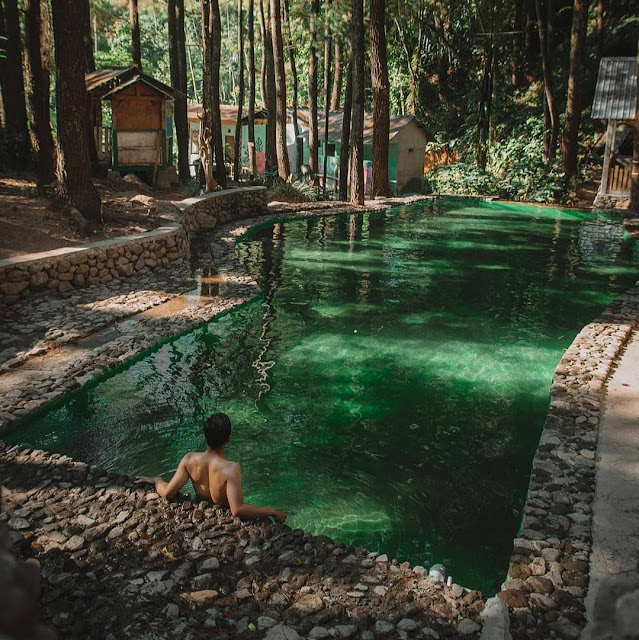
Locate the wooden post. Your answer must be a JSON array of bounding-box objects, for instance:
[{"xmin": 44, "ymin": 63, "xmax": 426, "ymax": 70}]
[{"xmin": 600, "ymin": 118, "xmax": 616, "ymax": 195}]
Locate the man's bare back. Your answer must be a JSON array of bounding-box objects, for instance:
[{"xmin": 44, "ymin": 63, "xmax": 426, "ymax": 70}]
[{"xmin": 137, "ymin": 413, "xmax": 286, "ymax": 523}]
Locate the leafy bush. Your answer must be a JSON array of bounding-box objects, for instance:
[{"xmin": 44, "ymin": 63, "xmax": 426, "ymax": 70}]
[
  {"xmin": 267, "ymin": 176, "xmax": 320, "ymax": 203},
  {"xmin": 423, "ymin": 162, "xmax": 496, "ymax": 197}
]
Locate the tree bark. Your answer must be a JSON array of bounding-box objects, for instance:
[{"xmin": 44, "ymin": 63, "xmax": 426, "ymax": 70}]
[
  {"xmin": 476, "ymin": 37, "xmax": 495, "ymax": 170},
  {"xmin": 270, "ymin": 0, "xmax": 290, "ymax": 180},
  {"xmin": 308, "ymin": 0, "xmax": 320, "ymax": 174},
  {"xmin": 349, "ymin": 0, "xmax": 364, "ymax": 205},
  {"xmin": 1, "ymin": 0, "xmax": 30, "ymax": 143},
  {"xmin": 524, "ymin": 0, "xmax": 536, "ymax": 77},
  {"xmin": 82, "ymin": 0, "xmax": 95, "ymax": 73},
  {"xmin": 169, "ymin": 0, "xmax": 191, "ymax": 183},
  {"xmin": 24, "ymin": 0, "xmax": 55, "ymax": 192},
  {"xmin": 561, "ymin": 0, "xmax": 589, "ymax": 179},
  {"xmin": 339, "ymin": 58, "xmax": 352, "ymax": 200},
  {"xmin": 511, "ymin": 0, "xmax": 524, "ymax": 87},
  {"xmin": 248, "ymin": 0, "xmax": 257, "ymax": 177},
  {"xmin": 535, "ymin": 0, "xmax": 559, "ymax": 162},
  {"xmin": 259, "ymin": 0, "xmax": 277, "ymax": 170},
  {"xmin": 370, "ymin": 0, "xmax": 390, "ymax": 196},
  {"xmin": 597, "ymin": 0, "xmax": 604, "ymax": 59},
  {"xmin": 283, "ymin": 0, "xmax": 300, "ymax": 170},
  {"xmin": 234, "ymin": 0, "xmax": 245, "ymax": 181},
  {"xmin": 322, "ymin": 1, "xmax": 332, "ymax": 192},
  {"xmin": 331, "ymin": 39, "xmax": 343, "ymax": 111},
  {"xmin": 129, "ymin": 0, "xmax": 142, "ymax": 68},
  {"xmin": 51, "ymin": 0, "xmax": 101, "ymax": 220}
]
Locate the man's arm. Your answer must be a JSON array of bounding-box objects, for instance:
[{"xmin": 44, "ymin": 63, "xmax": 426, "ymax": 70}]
[
  {"xmin": 136, "ymin": 455, "xmax": 191, "ymax": 500},
  {"xmin": 225, "ymin": 463, "xmax": 286, "ymax": 523}
]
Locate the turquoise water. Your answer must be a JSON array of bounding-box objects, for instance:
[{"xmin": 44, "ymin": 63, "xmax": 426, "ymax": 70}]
[{"xmin": 7, "ymin": 199, "xmax": 639, "ymax": 594}]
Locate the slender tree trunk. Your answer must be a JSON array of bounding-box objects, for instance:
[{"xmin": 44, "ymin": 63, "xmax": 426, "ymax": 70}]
[
  {"xmin": 512, "ymin": 0, "xmax": 524, "ymax": 87},
  {"xmin": 248, "ymin": 0, "xmax": 257, "ymax": 177},
  {"xmin": 630, "ymin": 34, "xmax": 639, "ymax": 212},
  {"xmin": 169, "ymin": 0, "xmax": 191, "ymax": 182},
  {"xmin": 211, "ymin": 0, "xmax": 226, "ymax": 185},
  {"xmin": 260, "ymin": 0, "xmax": 277, "ymax": 170},
  {"xmin": 331, "ymin": 39, "xmax": 343, "ymax": 111},
  {"xmin": 234, "ymin": 0, "xmax": 245, "ymax": 181},
  {"xmin": 562, "ymin": 0, "xmax": 589, "ymax": 179},
  {"xmin": 270, "ymin": 0, "xmax": 290, "ymax": 179},
  {"xmin": 322, "ymin": 1, "xmax": 332, "ymax": 192},
  {"xmin": 308, "ymin": 0, "xmax": 320, "ymax": 174},
  {"xmin": 597, "ymin": 0, "xmax": 604, "ymax": 59},
  {"xmin": 524, "ymin": 0, "xmax": 536, "ymax": 78},
  {"xmin": 535, "ymin": 0, "xmax": 559, "ymax": 162},
  {"xmin": 349, "ymin": 0, "xmax": 364, "ymax": 205},
  {"xmin": 51, "ymin": 0, "xmax": 101, "ymax": 220},
  {"xmin": 283, "ymin": 0, "xmax": 300, "ymax": 170},
  {"xmin": 339, "ymin": 58, "xmax": 353, "ymax": 200},
  {"xmin": 24, "ymin": 0, "xmax": 55, "ymax": 192},
  {"xmin": 370, "ymin": 0, "xmax": 390, "ymax": 196},
  {"xmin": 82, "ymin": 0, "xmax": 95, "ymax": 73},
  {"xmin": 259, "ymin": 0, "xmax": 267, "ymax": 107},
  {"xmin": 129, "ymin": 0, "xmax": 142, "ymax": 68},
  {"xmin": 1, "ymin": 0, "xmax": 30, "ymax": 144},
  {"xmin": 476, "ymin": 32, "xmax": 494, "ymax": 170}
]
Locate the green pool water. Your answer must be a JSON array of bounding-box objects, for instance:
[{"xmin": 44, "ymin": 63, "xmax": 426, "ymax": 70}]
[{"xmin": 7, "ymin": 199, "xmax": 639, "ymax": 594}]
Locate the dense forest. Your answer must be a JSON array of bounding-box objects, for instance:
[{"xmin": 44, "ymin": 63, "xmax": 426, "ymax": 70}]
[{"xmin": 1, "ymin": 0, "xmax": 638, "ymax": 217}]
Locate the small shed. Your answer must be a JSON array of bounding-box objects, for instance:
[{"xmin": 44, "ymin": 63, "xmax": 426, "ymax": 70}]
[
  {"xmin": 86, "ymin": 67, "xmax": 175, "ymax": 175},
  {"xmin": 298, "ymin": 110, "xmax": 430, "ymax": 195},
  {"xmin": 592, "ymin": 57, "xmax": 637, "ymax": 200}
]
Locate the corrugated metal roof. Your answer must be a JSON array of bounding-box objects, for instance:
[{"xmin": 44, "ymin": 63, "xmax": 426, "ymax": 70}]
[
  {"xmin": 592, "ymin": 57, "xmax": 637, "ymax": 120},
  {"xmin": 86, "ymin": 67, "xmax": 174, "ymax": 99}
]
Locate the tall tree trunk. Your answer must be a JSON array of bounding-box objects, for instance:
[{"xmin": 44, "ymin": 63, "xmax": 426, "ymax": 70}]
[
  {"xmin": 283, "ymin": 0, "xmax": 300, "ymax": 170},
  {"xmin": 322, "ymin": 1, "xmax": 332, "ymax": 192},
  {"xmin": 597, "ymin": 0, "xmax": 604, "ymax": 59},
  {"xmin": 562, "ymin": 0, "xmax": 589, "ymax": 179},
  {"xmin": 524, "ymin": 0, "xmax": 536, "ymax": 78},
  {"xmin": 82, "ymin": 0, "xmax": 95, "ymax": 73},
  {"xmin": 512, "ymin": 0, "xmax": 524, "ymax": 87},
  {"xmin": 270, "ymin": 0, "xmax": 290, "ymax": 179},
  {"xmin": 234, "ymin": 0, "xmax": 245, "ymax": 181},
  {"xmin": 370, "ymin": 0, "xmax": 390, "ymax": 196},
  {"xmin": 339, "ymin": 58, "xmax": 352, "ymax": 200},
  {"xmin": 51, "ymin": 0, "xmax": 101, "ymax": 220},
  {"xmin": 259, "ymin": 0, "xmax": 277, "ymax": 170},
  {"xmin": 349, "ymin": 0, "xmax": 364, "ymax": 205},
  {"xmin": 169, "ymin": 0, "xmax": 191, "ymax": 182},
  {"xmin": 259, "ymin": 0, "xmax": 267, "ymax": 107},
  {"xmin": 1, "ymin": 0, "xmax": 30, "ymax": 144},
  {"xmin": 248, "ymin": 0, "xmax": 257, "ymax": 177},
  {"xmin": 331, "ymin": 39, "xmax": 343, "ymax": 111},
  {"xmin": 308, "ymin": 0, "xmax": 320, "ymax": 174},
  {"xmin": 630, "ymin": 34, "xmax": 639, "ymax": 212},
  {"xmin": 129, "ymin": 0, "xmax": 142, "ymax": 68},
  {"xmin": 201, "ymin": 0, "xmax": 226, "ymax": 190},
  {"xmin": 535, "ymin": 0, "xmax": 559, "ymax": 162},
  {"xmin": 24, "ymin": 0, "xmax": 55, "ymax": 192},
  {"xmin": 476, "ymin": 38, "xmax": 494, "ymax": 170}
]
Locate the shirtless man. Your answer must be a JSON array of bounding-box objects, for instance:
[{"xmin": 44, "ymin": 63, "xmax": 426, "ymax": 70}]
[{"xmin": 136, "ymin": 413, "xmax": 286, "ymax": 523}]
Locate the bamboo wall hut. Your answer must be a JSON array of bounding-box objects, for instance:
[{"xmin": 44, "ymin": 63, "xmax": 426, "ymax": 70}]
[
  {"xmin": 592, "ymin": 57, "xmax": 638, "ymax": 205},
  {"xmin": 86, "ymin": 67, "xmax": 175, "ymax": 176}
]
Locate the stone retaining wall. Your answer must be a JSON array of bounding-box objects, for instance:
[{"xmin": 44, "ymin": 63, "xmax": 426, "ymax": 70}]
[
  {"xmin": 0, "ymin": 187, "xmax": 268, "ymax": 306},
  {"xmin": 496, "ymin": 286, "xmax": 639, "ymax": 640}
]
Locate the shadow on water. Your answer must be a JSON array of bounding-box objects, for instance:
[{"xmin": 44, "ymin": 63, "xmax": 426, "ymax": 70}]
[{"xmin": 6, "ymin": 199, "xmax": 639, "ymax": 595}]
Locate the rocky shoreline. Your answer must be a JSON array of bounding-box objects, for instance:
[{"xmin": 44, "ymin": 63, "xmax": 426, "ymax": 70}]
[{"xmin": 1, "ymin": 441, "xmax": 484, "ymax": 639}]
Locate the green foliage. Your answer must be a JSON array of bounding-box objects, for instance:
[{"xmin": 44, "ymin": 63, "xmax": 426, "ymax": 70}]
[
  {"xmin": 423, "ymin": 163, "xmax": 496, "ymax": 197},
  {"xmin": 267, "ymin": 176, "xmax": 320, "ymax": 203}
]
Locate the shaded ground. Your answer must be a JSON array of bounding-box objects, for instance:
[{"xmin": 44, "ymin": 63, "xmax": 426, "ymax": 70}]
[{"xmin": 0, "ymin": 173, "xmax": 187, "ymax": 260}]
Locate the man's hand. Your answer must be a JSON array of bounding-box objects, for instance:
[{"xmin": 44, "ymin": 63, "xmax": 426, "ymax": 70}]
[
  {"xmin": 135, "ymin": 476, "xmax": 159, "ymax": 486},
  {"xmin": 271, "ymin": 509, "xmax": 286, "ymax": 523}
]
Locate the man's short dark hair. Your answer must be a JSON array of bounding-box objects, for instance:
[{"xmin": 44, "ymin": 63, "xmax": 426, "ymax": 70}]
[{"xmin": 204, "ymin": 413, "xmax": 232, "ymax": 449}]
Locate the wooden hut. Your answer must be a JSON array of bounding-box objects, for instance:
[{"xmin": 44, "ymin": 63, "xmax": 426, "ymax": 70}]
[
  {"xmin": 86, "ymin": 67, "xmax": 175, "ymax": 177},
  {"xmin": 592, "ymin": 57, "xmax": 637, "ymax": 205}
]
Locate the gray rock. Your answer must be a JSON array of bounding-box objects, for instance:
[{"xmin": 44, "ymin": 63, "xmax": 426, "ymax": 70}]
[
  {"xmin": 163, "ymin": 603, "xmax": 179, "ymax": 619},
  {"xmin": 480, "ymin": 597, "xmax": 512, "ymax": 640},
  {"xmin": 197, "ymin": 557, "xmax": 220, "ymax": 572},
  {"xmin": 65, "ymin": 535, "xmax": 85, "ymax": 551},
  {"xmin": 139, "ymin": 579, "xmax": 177, "ymax": 599},
  {"xmin": 458, "ymin": 619, "xmax": 481, "ymax": 636},
  {"xmin": 335, "ymin": 624, "xmax": 357, "ymax": 638},
  {"xmin": 146, "ymin": 570, "xmax": 169, "ymax": 582},
  {"xmin": 397, "ymin": 618, "xmax": 419, "ymax": 633},
  {"xmin": 374, "ymin": 620, "xmax": 395, "ymax": 635},
  {"xmin": 263, "ymin": 624, "xmax": 301, "ymax": 640},
  {"xmin": 309, "ymin": 627, "xmax": 330, "ymax": 639},
  {"xmin": 258, "ymin": 616, "xmax": 278, "ymax": 630},
  {"xmin": 7, "ymin": 517, "xmax": 31, "ymax": 530}
]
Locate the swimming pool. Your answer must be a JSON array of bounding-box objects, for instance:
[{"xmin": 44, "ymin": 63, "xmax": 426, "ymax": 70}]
[{"xmin": 8, "ymin": 198, "xmax": 639, "ymax": 594}]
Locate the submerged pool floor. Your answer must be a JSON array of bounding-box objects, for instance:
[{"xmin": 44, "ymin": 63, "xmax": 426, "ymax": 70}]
[{"xmin": 8, "ymin": 199, "xmax": 639, "ymax": 594}]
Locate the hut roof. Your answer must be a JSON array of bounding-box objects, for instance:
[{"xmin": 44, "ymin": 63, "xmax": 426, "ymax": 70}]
[
  {"xmin": 592, "ymin": 57, "xmax": 637, "ymax": 120},
  {"xmin": 297, "ymin": 110, "xmax": 429, "ymax": 145},
  {"xmin": 86, "ymin": 67, "xmax": 174, "ymax": 99},
  {"xmin": 188, "ymin": 104, "xmax": 250, "ymax": 123}
]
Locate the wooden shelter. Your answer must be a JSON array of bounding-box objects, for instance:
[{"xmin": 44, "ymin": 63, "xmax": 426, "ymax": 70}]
[
  {"xmin": 592, "ymin": 57, "xmax": 637, "ymax": 200},
  {"xmin": 86, "ymin": 67, "xmax": 175, "ymax": 175}
]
